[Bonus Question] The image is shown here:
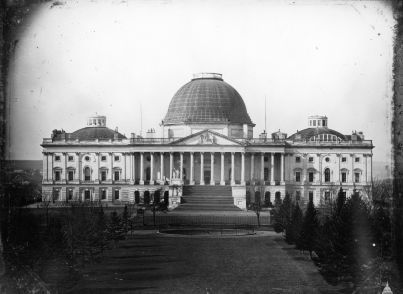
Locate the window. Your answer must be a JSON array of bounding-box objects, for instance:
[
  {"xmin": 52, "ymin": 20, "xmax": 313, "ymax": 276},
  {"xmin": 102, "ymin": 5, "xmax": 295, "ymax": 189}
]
[
  {"xmin": 324, "ymin": 168, "xmax": 330, "ymax": 182},
  {"xmin": 355, "ymin": 172, "xmax": 360, "ymax": 183},
  {"xmin": 55, "ymin": 171, "xmax": 61, "ymax": 181},
  {"xmin": 264, "ymin": 168, "xmax": 269, "ymax": 181},
  {"xmin": 308, "ymin": 172, "xmax": 314, "ymax": 183},
  {"xmin": 324, "ymin": 191, "xmax": 330, "ymax": 201},
  {"xmin": 295, "ymin": 171, "xmax": 301, "ymax": 182},
  {"xmin": 114, "ymin": 171, "xmax": 120, "ymax": 181},
  {"xmin": 67, "ymin": 189, "xmax": 73, "ymax": 200},
  {"xmin": 318, "ymin": 120, "xmax": 321, "ymax": 126},
  {"xmin": 341, "ymin": 172, "xmax": 347, "ymax": 183},
  {"xmin": 323, "ymin": 120, "xmax": 326, "ymax": 127},
  {"xmin": 84, "ymin": 167, "xmax": 91, "ymax": 181},
  {"xmin": 55, "ymin": 155, "xmax": 61, "ymax": 161},
  {"xmin": 68, "ymin": 170, "xmax": 74, "ymax": 181},
  {"xmin": 295, "ymin": 191, "xmax": 301, "ymax": 201},
  {"xmin": 355, "ymin": 157, "xmax": 360, "ymax": 163},
  {"xmin": 101, "ymin": 189, "xmax": 107, "ymax": 200},
  {"xmin": 101, "ymin": 170, "xmax": 107, "ymax": 181},
  {"xmin": 342, "ymin": 157, "xmax": 347, "ymax": 162},
  {"xmin": 295, "ymin": 156, "xmax": 301, "ymax": 163},
  {"xmin": 53, "ymin": 189, "xmax": 59, "ymax": 201},
  {"xmin": 264, "ymin": 156, "xmax": 268, "ymax": 162},
  {"xmin": 114, "ymin": 156, "xmax": 120, "ymax": 161},
  {"xmin": 84, "ymin": 190, "xmax": 91, "ymax": 200},
  {"xmin": 325, "ymin": 157, "xmax": 330, "ymax": 162},
  {"xmin": 308, "ymin": 157, "xmax": 314, "ymax": 162},
  {"xmin": 309, "ymin": 191, "xmax": 314, "ymax": 202},
  {"xmin": 101, "ymin": 155, "xmax": 107, "ymax": 161},
  {"xmin": 313, "ymin": 120, "xmax": 316, "ymax": 126},
  {"xmin": 68, "ymin": 155, "xmax": 74, "ymax": 161},
  {"xmin": 85, "ymin": 156, "xmax": 90, "ymax": 161},
  {"xmin": 114, "ymin": 190, "xmax": 120, "ymax": 200}
]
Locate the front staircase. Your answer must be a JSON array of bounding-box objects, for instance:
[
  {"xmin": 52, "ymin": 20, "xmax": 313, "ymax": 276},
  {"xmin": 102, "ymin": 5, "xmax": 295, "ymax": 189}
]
[{"xmin": 174, "ymin": 185, "xmax": 241, "ymax": 211}]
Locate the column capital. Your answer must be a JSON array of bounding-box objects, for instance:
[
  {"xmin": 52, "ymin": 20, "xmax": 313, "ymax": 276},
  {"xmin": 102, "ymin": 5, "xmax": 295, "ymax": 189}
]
[
  {"xmin": 231, "ymin": 152, "xmax": 235, "ymax": 155},
  {"xmin": 62, "ymin": 152, "xmax": 67, "ymax": 155},
  {"xmin": 200, "ymin": 151, "xmax": 204, "ymax": 155},
  {"xmin": 221, "ymin": 152, "xmax": 225, "ymax": 155},
  {"xmin": 336, "ymin": 153, "xmax": 341, "ymax": 157},
  {"xmin": 160, "ymin": 151, "xmax": 164, "ymax": 155},
  {"xmin": 75, "ymin": 152, "xmax": 80, "ymax": 156},
  {"xmin": 189, "ymin": 151, "xmax": 194, "ymax": 155},
  {"xmin": 210, "ymin": 151, "xmax": 215, "ymax": 155},
  {"xmin": 108, "ymin": 152, "xmax": 113, "ymax": 155},
  {"xmin": 95, "ymin": 152, "xmax": 100, "ymax": 155},
  {"xmin": 350, "ymin": 153, "xmax": 355, "ymax": 157},
  {"xmin": 150, "ymin": 152, "xmax": 154, "ymax": 155}
]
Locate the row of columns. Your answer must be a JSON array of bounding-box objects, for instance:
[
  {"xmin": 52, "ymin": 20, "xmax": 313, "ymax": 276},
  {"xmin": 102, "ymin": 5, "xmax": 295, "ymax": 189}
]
[{"xmin": 44, "ymin": 151, "xmax": 285, "ymax": 185}]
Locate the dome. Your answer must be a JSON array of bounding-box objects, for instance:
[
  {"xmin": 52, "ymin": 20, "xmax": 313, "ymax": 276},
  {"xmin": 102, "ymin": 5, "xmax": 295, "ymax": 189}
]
[
  {"xmin": 70, "ymin": 127, "xmax": 126, "ymax": 140},
  {"xmin": 288, "ymin": 127, "xmax": 346, "ymax": 141},
  {"xmin": 163, "ymin": 73, "xmax": 254, "ymax": 125}
]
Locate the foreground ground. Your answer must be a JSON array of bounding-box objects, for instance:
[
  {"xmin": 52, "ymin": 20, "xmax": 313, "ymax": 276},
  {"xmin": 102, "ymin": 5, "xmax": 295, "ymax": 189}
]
[{"xmin": 61, "ymin": 230, "xmax": 341, "ymax": 294}]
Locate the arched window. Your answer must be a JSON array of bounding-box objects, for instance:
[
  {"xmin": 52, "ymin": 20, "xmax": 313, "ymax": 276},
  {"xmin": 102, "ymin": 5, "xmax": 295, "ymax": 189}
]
[
  {"xmin": 324, "ymin": 168, "xmax": 330, "ymax": 182},
  {"xmin": 264, "ymin": 191, "xmax": 271, "ymax": 206},
  {"xmin": 135, "ymin": 191, "xmax": 140, "ymax": 204},
  {"xmin": 144, "ymin": 191, "xmax": 150, "ymax": 205},
  {"xmin": 84, "ymin": 167, "xmax": 91, "ymax": 181},
  {"xmin": 154, "ymin": 190, "xmax": 161, "ymax": 204},
  {"xmin": 163, "ymin": 191, "xmax": 169, "ymax": 205}
]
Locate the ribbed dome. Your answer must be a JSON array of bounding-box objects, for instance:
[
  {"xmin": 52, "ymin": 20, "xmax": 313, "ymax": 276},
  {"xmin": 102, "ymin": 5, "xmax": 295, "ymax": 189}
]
[
  {"xmin": 288, "ymin": 127, "xmax": 346, "ymax": 141},
  {"xmin": 163, "ymin": 73, "xmax": 253, "ymax": 125},
  {"xmin": 69, "ymin": 127, "xmax": 126, "ymax": 140}
]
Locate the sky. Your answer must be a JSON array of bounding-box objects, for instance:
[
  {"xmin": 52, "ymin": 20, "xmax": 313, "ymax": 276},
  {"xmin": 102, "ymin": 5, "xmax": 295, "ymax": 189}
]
[{"xmin": 7, "ymin": 0, "xmax": 394, "ymax": 169}]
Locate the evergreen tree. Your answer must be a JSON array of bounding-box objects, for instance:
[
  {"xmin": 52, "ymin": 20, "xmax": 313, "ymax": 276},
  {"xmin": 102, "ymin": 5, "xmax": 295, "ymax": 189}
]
[
  {"xmin": 107, "ymin": 211, "xmax": 125, "ymax": 248},
  {"xmin": 299, "ymin": 199, "xmax": 319, "ymax": 258},
  {"xmin": 272, "ymin": 197, "xmax": 283, "ymax": 233},
  {"xmin": 335, "ymin": 187, "xmax": 346, "ymax": 216},
  {"xmin": 286, "ymin": 203, "xmax": 303, "ymax": 245},
  {"xmin": 273, "ymin": 193, "xmax": 292, "ymax": 235},
  {"xmin": 122, "ymin": 205, "xmax": 129, "ymax": 234}
]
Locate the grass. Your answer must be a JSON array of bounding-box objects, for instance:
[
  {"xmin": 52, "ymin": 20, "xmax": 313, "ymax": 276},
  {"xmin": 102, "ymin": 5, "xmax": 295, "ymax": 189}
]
[{"xmin": 61, "ymin": 230, "xmax": 341, "ymax": 294}]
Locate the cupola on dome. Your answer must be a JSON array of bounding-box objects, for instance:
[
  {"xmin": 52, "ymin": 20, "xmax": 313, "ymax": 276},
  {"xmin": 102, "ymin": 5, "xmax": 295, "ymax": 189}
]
[{"xmin": 163, "ymin": 73, "xmax": 254, "ymax": 126}]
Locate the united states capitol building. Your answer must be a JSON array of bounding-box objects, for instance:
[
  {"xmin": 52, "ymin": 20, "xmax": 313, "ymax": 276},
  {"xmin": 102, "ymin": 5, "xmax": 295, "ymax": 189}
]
[{"xmin": 41, "ymin": 73, "xmax": 374, "ymax": 210}]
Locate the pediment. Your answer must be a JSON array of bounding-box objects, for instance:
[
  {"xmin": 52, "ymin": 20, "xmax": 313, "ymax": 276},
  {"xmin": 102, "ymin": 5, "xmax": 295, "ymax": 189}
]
[{"xmin": 171, "ymin": 130, "xmax": 242, "ymax": 146}]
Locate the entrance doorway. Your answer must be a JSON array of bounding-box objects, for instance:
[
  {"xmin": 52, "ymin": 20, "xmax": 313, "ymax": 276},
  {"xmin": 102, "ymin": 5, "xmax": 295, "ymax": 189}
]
[{"xmin": 204, "ymin": 170, "xmax": 211, "ymax": 184}]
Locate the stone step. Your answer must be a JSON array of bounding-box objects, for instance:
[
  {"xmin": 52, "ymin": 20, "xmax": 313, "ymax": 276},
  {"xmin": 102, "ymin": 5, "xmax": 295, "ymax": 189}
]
[{"xmin": 174, "ymin": 205, "xmax": 241, "ymax": 211}]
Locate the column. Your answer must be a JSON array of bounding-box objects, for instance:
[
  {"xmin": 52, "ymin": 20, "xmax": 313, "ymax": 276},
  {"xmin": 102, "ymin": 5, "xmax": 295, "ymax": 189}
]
[
  {"xmin": 123, "ymin": 153, "xmax": 127, "ymax": 182},
  {"xmin": 43, "ymin": 153, "xmax": 48, "ymax": 181},
  {"xmin": 180, "ymin": 152, "xmax": 184, "ymax": 182},
  {"xmin": 220, "ymin": 152, "xmax": 225, "ymax": 185},
  {"xmin": 270, "ymin": 153, "xmax": 275, "ymax": 185},
  {"xmin": 250, "ymin": 153, "xmax": 254, "ymax": 184},
  {"xmin": 370, "ymin": 154, "xmax": 373, "ymax": 184},
  {"xmin": 132, "ymin": 153, "xmax": 136, "ymax": 183},
  {"xmin": 160, "ymin": 152, "xmax": 164, "ymax": 182},
  {"xmin": 364, "ymin": 154, "xmax": 368, "ymax": 183},
  {"xmin": 280, "ymin": 153, "xmax": 285, "ymax": 184},
  {"xmin": 190, "ymin": 152, "xmax": 195, "ymax": 185},
  {"xmin": 139, "ymin": 152, "xmax": 144, "ymax": 184},
  {"xmin": 351, "ymin": 154, "xmax": 355, "ymax": 183},
  {"xmin": 241, "ymin": 152, "xmax": 245, "ymax": 185},
  {"xmin": 337, "ymin": 153, "xmax": 341, "ymax": 184},
  {"xmin": 200, "ymin": 152, "xmax": 205, "ymax": 185},
  {"xmin": 63, "ymin": 152, "xmax": 67, "ymax": 181},
  {"xmin": 169, "ymin": 152, "xmax": 173, "ymax": 183},
  {"xmin": 231, "ymin": 152, "xmax": 235, "ymax": 185},
  {"xmin": 260, "ymin": 153, "xmax": 265, "ymax": 184},
  {"xmin": 109, "ymin": 152, "xmax": 113, "ymax": 181},
  {"xmin": 75, "ymin": 152, "xmax": 80, "ymax": 181},
  {"xmin": 150, "ymin": 152, "xmax": 154, "ymax": 184},
  {"xmin": 97, "ymin": 152, "xmax": 100, "ymax": 182},
  {"xmin": 317, "ymin": 154, "xmax": 322, "ymax": 184},
  {"xmin": 210, "ymin": 152, "xmax": 215, "ymax": 185}
]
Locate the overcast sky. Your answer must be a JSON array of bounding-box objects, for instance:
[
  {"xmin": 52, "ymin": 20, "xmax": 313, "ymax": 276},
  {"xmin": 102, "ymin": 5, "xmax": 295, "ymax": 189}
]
[{"xmin": 7, "ymin": 0, "xmax": 394, "ymax": 166}]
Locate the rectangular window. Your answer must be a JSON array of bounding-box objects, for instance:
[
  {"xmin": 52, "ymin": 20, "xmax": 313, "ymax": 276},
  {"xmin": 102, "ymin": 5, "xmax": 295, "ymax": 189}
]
[
  {"xmin": 295, "ymin": 171, "xmax": 301, "ymax": 182},
  {"xmin": 55, "ymin": 155, "xmax": 61, "ymax": 161},
  {"xmin": 308, "ymin": 172, "xmax": 314, "ymax": 182},
  {"xmin": 68, "ymin": 189, "xmax": 73, "ymax": 200},
  {"xmin": 313, "ymin": 120, "xmax": 316, "ymax": 126},
  {"xmin": 101, "ymin": 171, "xmax": 107, "ymax": 181},
  {"xmin": 264, "ymin": 168, "xmax": 269, "ymax": 181},
  {"xmin": 114, "ymin": 190, "xmax": 120, "ymax": 200},
  {"xmin": 114, "ymin": 156, "xmax": 120, "ymax": 161},
  {"xmin": 342, "ymin": 157, "xmax": 347, "ymax": 162},
  {"xmin": 295, "ymin": 191, "xmax": 301, "ymax": 201},
  {"xmin": 84, "ymin": 190, "xmax": 90, "ymax": 200},
  {"xmin": 68, "ymin": 155, "xmax": 74, "ymax": 161},
  {"xmin": 295, "ymin": 157, "xmax": 301, "ymax": 163},
  {"xmin": 114, "ymin": 171, "xmax": 120, "ymax": 181},
  {"xmin": 53, "ymin": 190, "xmax": 59, "ymax": 201},
  {"xmin": 342, "ymin": 172, "xmax": 347, "ymax": 183},
  {"xmin": 55, "ymin": 171, "xmax": 60, "ymax": 181},
  {"xmin": 309, "ymin": 191, "xmax": 314, "ymax": 202},
  {"xmin": 308, "ymin": 157, "xmax": 314, "ymax": 162},
  {"xmin": 355, "ymin": 157, "xmax": 360, "ymax": 163},
  {"xmin": 324, "ymin": 191, "xmax": 330, "ymax": 201},
  {"xmin": 101, "ymin": 155, "xmax": 107, "ymax": 161},
  {"xmin": 264, "ymin": 156, "xmax": 268, "ymax": 162},
  {"xmin": 355, "ymin": 173, "xmax": 360, "ymax": 183},
  {"xmin": 68, "ymin": 171, "xmax": 74, "ymax": 181},
  {"xmin": 101, "ymin": 189, "xmax": 107, "ymax": 200}
]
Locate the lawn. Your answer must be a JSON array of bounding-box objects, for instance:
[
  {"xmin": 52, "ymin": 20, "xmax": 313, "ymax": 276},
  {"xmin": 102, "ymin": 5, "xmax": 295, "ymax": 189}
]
[{"xmin": 64, "ymin": 230, "xmax": 341, "ymax": 294}]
